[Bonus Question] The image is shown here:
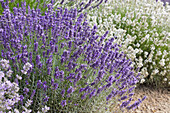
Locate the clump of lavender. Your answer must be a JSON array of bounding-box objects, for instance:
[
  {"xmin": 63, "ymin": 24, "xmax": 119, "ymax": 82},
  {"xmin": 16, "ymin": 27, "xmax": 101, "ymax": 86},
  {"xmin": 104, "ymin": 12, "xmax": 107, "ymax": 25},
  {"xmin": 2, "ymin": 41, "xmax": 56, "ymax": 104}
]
[{"xmin": 0, "ymin": 2, "xmax": 146, "ymax": 112}]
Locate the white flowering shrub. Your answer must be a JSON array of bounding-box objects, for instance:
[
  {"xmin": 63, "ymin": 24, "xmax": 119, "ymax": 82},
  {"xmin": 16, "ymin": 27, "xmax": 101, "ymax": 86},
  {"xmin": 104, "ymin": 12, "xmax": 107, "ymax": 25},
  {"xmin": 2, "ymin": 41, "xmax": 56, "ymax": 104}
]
[
  {"xmin": 0, "ymin": 59, "xmax": 20, "ymax": 112},
  {"xmin": 0, "ymin": 59, "xmax": 50, "ymax": 112},
  {"xmin": 80, "ymin": 0, "xmax": 170, "ymax": 87}
]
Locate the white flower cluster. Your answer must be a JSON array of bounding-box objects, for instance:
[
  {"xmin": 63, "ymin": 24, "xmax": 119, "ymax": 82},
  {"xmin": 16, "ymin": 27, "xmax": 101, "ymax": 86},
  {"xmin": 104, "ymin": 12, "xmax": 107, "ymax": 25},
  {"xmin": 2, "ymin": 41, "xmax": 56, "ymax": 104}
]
[
  {"xmin": 0, "ymin": 59, "xmax": 34, "ymax": 112},
  {"xmin": 0, "ymin": 59, "xmax": 20, "ymax": 112},
  {"xmin": 8, "ymin": 99, "xmax": 33, "ymax": 113},
  {"xmin": 83, "ymin": 0, "xmax": 170, "ymax": 85},
  {"xmin": 37, "ymin": 105, "xmax": 50, "ymax": 113},
  {"xmin": 21, "ymin": 62, "xmax": 32, "ymax": 75},
  {"xmin": 0, "ymin": 59, "xmax": 10, "ymax": 70}
]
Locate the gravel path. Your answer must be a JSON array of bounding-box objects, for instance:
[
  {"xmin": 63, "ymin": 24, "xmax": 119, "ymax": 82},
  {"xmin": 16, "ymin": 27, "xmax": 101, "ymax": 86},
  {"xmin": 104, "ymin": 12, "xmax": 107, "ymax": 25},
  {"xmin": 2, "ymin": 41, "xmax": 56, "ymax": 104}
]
[{"xmin": 130, "ymin": 85, "xmax": 170, "ymax": 113}]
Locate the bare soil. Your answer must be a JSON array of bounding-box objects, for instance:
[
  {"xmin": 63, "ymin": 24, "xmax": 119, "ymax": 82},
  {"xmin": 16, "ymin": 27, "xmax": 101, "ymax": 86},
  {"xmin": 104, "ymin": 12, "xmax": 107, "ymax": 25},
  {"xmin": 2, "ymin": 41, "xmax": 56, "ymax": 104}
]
[{"xmin": 130, "ymin": 85, "xmax": 170, "ymax": 113}]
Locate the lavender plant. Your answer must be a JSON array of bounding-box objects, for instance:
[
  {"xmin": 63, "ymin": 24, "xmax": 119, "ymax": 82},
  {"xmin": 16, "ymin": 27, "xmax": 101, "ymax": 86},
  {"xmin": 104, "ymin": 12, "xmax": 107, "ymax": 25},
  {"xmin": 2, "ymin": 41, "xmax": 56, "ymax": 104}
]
[{"xmin": 0, "ymin": 2, "xmax": 146, "ymax": 112}]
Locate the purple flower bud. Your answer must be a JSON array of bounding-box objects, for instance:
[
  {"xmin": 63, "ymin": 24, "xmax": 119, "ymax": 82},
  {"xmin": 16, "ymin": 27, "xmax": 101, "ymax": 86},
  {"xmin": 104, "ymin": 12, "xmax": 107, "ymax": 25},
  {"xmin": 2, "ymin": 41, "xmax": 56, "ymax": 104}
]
[
  {"xmin": 34, "ymin": 42, "xmax": 38, "ymax": 52},
  {"xmin": 50, "ymin": 45, "xmax": 55, "ymax": 53},
  {"xmin": 43, "ymin": 96, "xmax": 49, "ymax": 102},
  {"xmin": 91, "ymin": 82, "xmax": 95, "ymax": 86},
  {"xmin": 67, "ymin": 86, "xmax": 74, "ymax": 94},
  {"xmin": 37, "ymin": 80, "xmax": 42, "ymax": 88},
  {"xmin": 55, "ymin": 45, "xmax": 58, "ymax": 53},
  {"xmin": 121, "ymin": 96, "xmax": 127, "ymax": 100},
  {"xmin": 23, "ymin": 87, "xmax": 29, "ymax": 95},
  {"xmin": 20, "ymin": 95, "xmax": 24, "ymax": 102},
  {"xmin": 79, "ymin": 88, "xmax": 84, "ymax": 93},
  {"xmin": 76, "ymin": 72, "xmax": 82, "ymax": 81},
  {"xmin": 55, "ymin": 66, "xmax": 59, "ymax": 72},
  {"xmin": 84, "ymin": 86, "xmax": 89, "ymax": 92},
  {"xmin": 142, "ymin": 96, "xmax": 146, "ymax": 101},
  {"xmin": 89, "ymin": 89, "xmax": 96, "ymax": 99},
  {"xmin": 36, "ymin": 55, "xmax": 40, "ymax": 64},
  {"xmin": 60, "ymin": 0, "xmax": 64, "ymax": 4},
  {"xmin": 47, "ymin": 49, "xmax": 50, "ymax": 56},
  {"xmin": 128, "ymin": 86, "xmax": 135, "ymax": 93},
  {"xmin": 43, "ymin": 51, "xmax": 46, "ymax": 57},
  {"xmin": 43, "ymin": 85, "xmax": 48, "ymax": 91},
  {"xmin": 47, "ymin": 67, "xmax": 51, "ymax": 75},
  {"xmin": 106, "ymin": 94, "xmax": 112, "ymax": 101},
  {"xmin": 119, "ymin": 89, "xmax": 127, "ymax": 96},
  {"xmin": 68, "ymin": 41, "xmax": 72, "ymax": 49},
  {"xmin": 108, "ymin": 76, "xmax": 113, "ymax": 82},
  {"xmin": 62, "ymin": 50, "xmax": 69, "ymax": 58},
  {"xmin": 38, "ymin": 63, "xmax": 43, "ymax": 69},
  {"xmin": 61, "ymin": 100, "xmax": 66, "ymax": 107},
  {"xmin": 53, "ymin": 83, "xmax": 58, "ymax": 90},
  {"xmin": 30, "ymin": 90, "xmax": 36, "ymax": 99},
  {"xmin": 81, "ymin": 93, "xmax": 87, "ymax": 100},
  {"xmin": 96, "ymin": 87, "xmax": 102, "ymax": 94},
  {"xmin": 115, "ymin": 73, "xmax": 120, "ymax": 78},
  {"xmin": 106, "ymin": 83, "xmax": 112, "ymax": 88},
  {"xmin": 54, "ymin": 73, "xmax": 59, "ymax": 79},
  {"xmin": 51, "ymin": 78, "xmax": 54, "ymax": 85},
  {"xmin": 61, "ymin": 43, "xmax": 65, "ymax": 48},
  {"xmin": 61, "ymin": 56, "xmax": 65, "ymax": 64},
  {"xmin": 61, "ymin": 89, "xmax": 65, "ymax": 97},
  {"xmin": 129, "ymin": 93, "xmax": 134, "ymax": 97}
]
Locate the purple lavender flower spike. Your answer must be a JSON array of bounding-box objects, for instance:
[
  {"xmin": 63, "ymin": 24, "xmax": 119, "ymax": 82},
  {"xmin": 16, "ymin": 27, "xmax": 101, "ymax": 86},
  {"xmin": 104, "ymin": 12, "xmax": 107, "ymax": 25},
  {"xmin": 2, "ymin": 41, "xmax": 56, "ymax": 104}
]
[
  {"xmin": 34, "ymin": 42, "xmax": 38, "ymax": 52},
  {"xmin": 53, "ymin": 83, "xmax": 58, "ymax": 90},
  {"xmin": 106, "ymin": 93, "xmax": 112, "ymax": 101},
  {"xmin": 23, "ymin": 87, "xmax": 29, "ymax": 95},
  {"xmin": 61, "ymin": 89, "xmax": 65, "ymax": 97},
  {"xmin": 61, "ymin": 100, "xmax": 67, "ymax": 107},
  {"xmin": 67, "ymin": 86, "xmax": 74, "ymax": 94},
  {"xmin": 30, "ymin": 90, "xmax": 36, "ymax": 99},
  {"xmin": 43, "ymin": 96, "xmax": 49, "ymax": 103}
]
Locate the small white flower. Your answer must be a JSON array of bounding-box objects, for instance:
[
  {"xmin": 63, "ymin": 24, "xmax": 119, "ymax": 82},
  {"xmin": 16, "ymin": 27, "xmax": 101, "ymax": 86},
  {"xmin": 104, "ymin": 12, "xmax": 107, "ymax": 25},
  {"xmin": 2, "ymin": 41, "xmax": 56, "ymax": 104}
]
[
  {"xmin": 159, "ymin": 59, "xmax": 165, "ymax": 66},
  {"xmin": 157, "ymin": 50, "xmax": 162, "ymax": 56},
  {"xmin": 25, "ymin": 99, "xmax": 32, "ymax": 107},
  {"xmin": 42, "ymin": 105, "xmax": 50, "ymax": 113},
  {"xmin": 22, "ymin": 106, "xmax": 32, "ymax": 113},
  {"xmin": 163, "ymin": 78, "xmax": 167, "ymax": 82},
  {"xmin": 136, "ymin": 43, "xmax": 140, "ymax": 47},
  {"xmin": 16, "ymin": 74, "xmax": 22, "ymax": 80},
  {"xmin": 0, "ymin": 71, "xmax": 5, "ymax": 78},
  {"xmin": 6, "ymin": 70, "xmax": 13, "ymax": 77},
  {"xmin": 23, "ymin": 62, "xmax": 32, "ymax": 71},
  {"xmin": 14, "ymin": 109, "xmax": 20, "ymax": 113},
  {"xmin": 140, "ymin": 78, "xmax": 145, "ymax": 83},
  {"xmin": 21, "ymin": 70, "xmax": 27, "ymax": 75}
]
